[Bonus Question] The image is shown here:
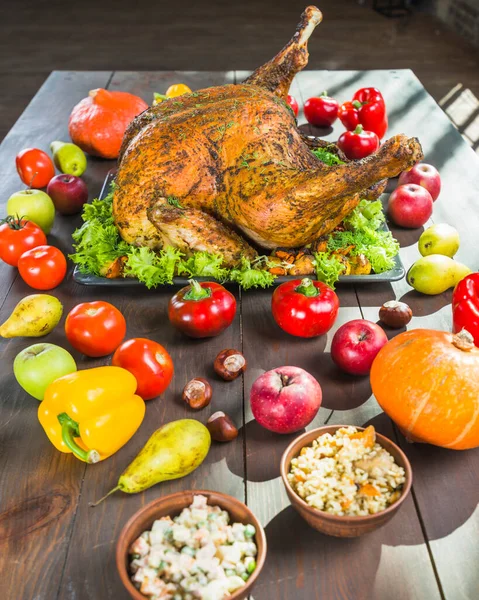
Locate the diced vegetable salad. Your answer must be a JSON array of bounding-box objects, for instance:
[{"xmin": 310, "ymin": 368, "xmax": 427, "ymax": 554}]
[{"xmin": 129, "ymin": 495, "xmax": 258, "ymax": 600}]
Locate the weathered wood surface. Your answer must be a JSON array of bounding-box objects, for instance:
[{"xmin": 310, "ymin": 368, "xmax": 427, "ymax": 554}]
[{"xmin": 0, "ymin": 70, "xmax": 477, "ymax": 600}]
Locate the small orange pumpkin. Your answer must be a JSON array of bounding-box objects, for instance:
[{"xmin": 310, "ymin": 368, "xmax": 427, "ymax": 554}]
[
  {"xmin": 371, "ymin": 328, "xmax": 479, "ymax": 450},
  {"xmin": 68, "ymin": 89, "xmax": 148, "ymax": 159}
]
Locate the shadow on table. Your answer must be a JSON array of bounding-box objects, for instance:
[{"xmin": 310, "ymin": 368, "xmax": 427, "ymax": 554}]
[
  {"xmin": 398, "ymin": 288, "xmax": 452, "ymax": 317},
  {"xmin": 253, "ymin": 495, "xmax": 426, "ymax": 599}
]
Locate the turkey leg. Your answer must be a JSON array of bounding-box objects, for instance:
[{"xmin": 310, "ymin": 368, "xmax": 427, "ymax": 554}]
[
  {"xmin": 244, "ymin": 5, "xmax": 322, "ymax": 99},
  {"xmin": 147, "ymin": 198, "xmax": 257, "ymax": 266},
  {"xmin": 228, "ymin": 134, "xmax": 423, "ymax": 248}
]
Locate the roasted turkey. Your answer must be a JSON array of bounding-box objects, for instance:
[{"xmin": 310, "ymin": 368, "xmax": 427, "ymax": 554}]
[{"xmin": 113, "ymin": 6, "xmax": 423, "ymax": 266}]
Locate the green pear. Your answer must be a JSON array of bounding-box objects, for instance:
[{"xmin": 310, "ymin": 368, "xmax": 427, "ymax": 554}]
[
  {"xmin": 407, "ymin": 255, "xmax": 471, "ymax": 295},
  {"xmin": 50, "ymin": 141, "xmax": 87, "ymax": 177},
  {"xmin": 419, "ymin": 224, "xmax": 460, "ymax": 257},
  {"xmin": 92, "ymin": 419, "xmax": 211, "ymax": 505}
]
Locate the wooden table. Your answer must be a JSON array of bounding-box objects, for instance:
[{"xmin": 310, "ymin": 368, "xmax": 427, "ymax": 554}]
[{"xmin": 0, "ymin": 70, "xmax": 478, "ymax": 600}]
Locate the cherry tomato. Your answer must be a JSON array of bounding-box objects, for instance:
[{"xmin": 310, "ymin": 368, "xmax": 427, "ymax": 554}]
[
  {"xmin": 18, "ymin": 245, "xmax": 67, "ymax": 290},
  {"xmin": 272, "ymin": 278, "xmax": 339, "ymax": 338},
  {"xmin": 16, "ymin": 148, "xmax": 55, "ymax": 189},
  {"xmin": 337, "ymin": 125, "xmax": 380, "ymax": 160},
  {"xmin": 304, "ymin": 92, "xmax": 339, "ymax": 127},
  {"xmin": 287, "ymin": 94, "xmax": 299, "ymax": 117},
  {"xmin": 0, "ymin": 217, "xmax": 47, "ymax": 266},
  {"xmin": 112, "ymin": 338, "xmax": 174, "ymax": 400},
  {"xmin": 65, "ymin": 301, "xmax": 126, "ymax": 357},
  {"xmin": 168, "ymin": 280, "xmax": 236, "ymax": 338}
]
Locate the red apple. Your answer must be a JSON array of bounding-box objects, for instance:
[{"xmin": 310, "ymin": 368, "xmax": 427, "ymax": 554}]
[
  {"xmin": 46, "ymin": 174, "xmax": 88, "ymax": 215},
  {"xmin": 331, "ymin": 319, "xmax": 388, "ymax": 376},
  {"xmin": 388, "ymin": 184, "xmax": 433, "ymax": 228},
  {"xmin": 398, "ymin": 163, "xmax": 441, "ymax": 201},
  {"xmin": 250, "ymin": 366, "xmax": 322, "ymax": 434}
]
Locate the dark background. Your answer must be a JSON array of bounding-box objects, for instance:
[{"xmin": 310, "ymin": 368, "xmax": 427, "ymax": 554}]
[{"xmin": 1, "ymin": 0, "xmax": 479, "ymax": 141}]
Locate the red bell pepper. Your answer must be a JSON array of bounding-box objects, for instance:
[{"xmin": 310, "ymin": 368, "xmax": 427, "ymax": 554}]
[
  {"xmin": 271, "ymin": 278, "xmax": 339, "ymax": 338},
  {"xmin": 452, "ymin": 273, "xmax": 479, "ymax": 347},
  {"xmin": 287, "ymin": 94, "xmax": 299, "ymax": 117},
  {"xmin": 304, "ymin": 92, "xmax": 339, "ymax": 127},
  {"xmin": 337, "ymin": 125, "xmax": 380, "ymax": 160},
  {"xmin": 168, "ymin": 280, "xmax": 236, "ymax": 338},
  {"xmin": 339, "ymin": 87, "xmax": 388, "ymax": 139}
]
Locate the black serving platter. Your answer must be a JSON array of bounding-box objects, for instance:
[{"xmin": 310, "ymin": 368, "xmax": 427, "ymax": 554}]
[{"xmin": 73, "ymin": 171, "xmax": 405, "ymax": 287}]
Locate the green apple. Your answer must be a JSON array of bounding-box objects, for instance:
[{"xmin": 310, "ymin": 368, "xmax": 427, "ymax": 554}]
[
  {"xmin": 7, "ymin": 189, "xmax": 55, "ymax": 234},
  {"xmin": 14, "ymin": 343, "xmax": 77, "ymax": 401}
]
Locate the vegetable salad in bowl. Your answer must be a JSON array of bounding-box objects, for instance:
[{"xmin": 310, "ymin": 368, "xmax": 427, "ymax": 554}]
[{"xmin": 129, "ymin": 495, "xmax": 258, "ymax": 600}]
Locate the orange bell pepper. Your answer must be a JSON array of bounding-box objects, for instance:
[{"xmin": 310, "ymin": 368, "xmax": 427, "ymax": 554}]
[{"xmin": 38, "ymin": 366, "xmax": 145, "ymax": 464}]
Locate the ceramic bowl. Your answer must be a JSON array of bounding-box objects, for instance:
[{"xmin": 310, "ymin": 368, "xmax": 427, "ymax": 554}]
[
  {"xmin": 116, "ymin": 489, "xmax": 267, "ymax": 599},
  {"xmin": 280, "ymin": 425, "xmax": 412, "ymax": 537}
]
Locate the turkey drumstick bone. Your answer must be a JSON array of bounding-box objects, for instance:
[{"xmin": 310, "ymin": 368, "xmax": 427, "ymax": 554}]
[{"xmin": 245, "ymin": 6, "xmax": 323, "ymax": 99}]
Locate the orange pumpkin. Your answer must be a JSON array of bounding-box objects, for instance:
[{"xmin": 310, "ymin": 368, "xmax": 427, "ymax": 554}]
[
  {"xmin": 371, "ymin": 329, "xmax": 479, "ymax": 450},
  {"xmin": 68, "ymin": 89, "xmax": 148, "ymax": 159}
]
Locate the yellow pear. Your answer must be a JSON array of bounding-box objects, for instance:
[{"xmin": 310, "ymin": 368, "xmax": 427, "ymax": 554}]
[
  {"xmin": 0, "ymin": 294, "xmax": 63, "ymax": 338},
  {"xmin": 407, "ymin": 255, "xmax": 471, "ymax": 295}
]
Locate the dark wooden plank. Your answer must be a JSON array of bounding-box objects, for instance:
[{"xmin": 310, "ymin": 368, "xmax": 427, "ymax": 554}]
[
  {"xmin": 240, "ymin": 69, "xmax": 442, "ymax": 599},
  {"xmin": 0, "ymin": 70, "xmax": 114, "ymax": 600},
  {"xmin": 296, "ymin": 69, "xmax": 479, "ymax": 599},
  {"xmin": 56, "ymin": 71, "xmax": 245, "ymax": 600}
]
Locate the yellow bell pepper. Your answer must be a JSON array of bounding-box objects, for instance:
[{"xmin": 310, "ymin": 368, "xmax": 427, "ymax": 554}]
[
  {"xmin": 38, "ymin": 366, "xmax": 145, "ymax": 464},
  {"xmin": 153, "ymin": 83, "xmax": 192, "ymax": 104}
]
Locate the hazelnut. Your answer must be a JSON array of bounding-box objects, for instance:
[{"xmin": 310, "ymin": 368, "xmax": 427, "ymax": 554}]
[
  {"xmin": 214, "ymin": 349, "xmax": 247, "ymax": 381},
  {"xmin": 182, "ymin": 377, "xmax": 212, "ymax": 409},
  {"xmin": 379, "ymin": 301, "xmax": 412, "ymax": 328},
  {"xmin": 207, "ymin": 411, "xmax": 238, "ymax": 442}
]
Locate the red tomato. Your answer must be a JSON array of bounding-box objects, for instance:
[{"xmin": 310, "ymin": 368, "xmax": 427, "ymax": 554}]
[
  {"xmin": 168, "ymin": 280, "xmax": 236, "ymax": 338},
  {"xmin": 65, "ymin": 301, "xmax": 126, "ymax": 357},
  {"xmin": 0, "ymin": 217, "xmax": 47, "ymax": 266},
  {"xmin": 271, "ymin": 278, "xmax": 339, "ymax": 338},
  {"xmin": 287, "ymin": 94, "xmax": 299, "ymax": 117},
  {"xmin": 112, "ymin": 338, "xmax": 174, "ymax": 400},
  {"xmin": 337, "ymin": 125, "xmax": 380, "ymax": 160},
  {"xmin": 16, "ymin": 148, "xmax": 55, "ymax": 189},
  {"xmin": 304, "ymin": 93, "xmax": 339, "ymax": 127},
  {"xmin": 18, "ymin": 245, "xmax": 67, "ymax": 290}
]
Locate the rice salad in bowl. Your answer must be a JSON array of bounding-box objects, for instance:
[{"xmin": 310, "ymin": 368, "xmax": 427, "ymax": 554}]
[
  {"xmin": 287, "ymin": 425, "xmax": 406, "ymax": 516},
  {"xmin": 128, "ymin": 494, "xmax": 258, "ymax": 600}
]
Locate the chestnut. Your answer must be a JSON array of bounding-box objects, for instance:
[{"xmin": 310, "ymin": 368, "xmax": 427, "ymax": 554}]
[
  {"xmin": 379, "ymin": 300, "xmax": 412, "ymax": 328},
  {"xmin": 182, "ymin": 377, "xmax": 212, "ymax": 409},
  {"xmin": 207, "ymin": 411, "xmax": 238, "ymax": 442},
  {"xmin": 214, "ymin": 349, "xmax": 247, "ymax": 381}
]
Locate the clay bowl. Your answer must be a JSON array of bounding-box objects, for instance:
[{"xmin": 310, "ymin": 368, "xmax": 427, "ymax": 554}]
[
  {"xmin": 280, "ymin": 425, "xmax": 412, "ymax": 537},
  {"xmin": 116, "ymin": 489, "xmax": 267, "ymax": 600}
]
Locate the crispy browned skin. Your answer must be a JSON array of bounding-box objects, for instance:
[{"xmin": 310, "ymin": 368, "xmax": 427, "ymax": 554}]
[{"xmin": 113, "ymin": 6, "xmax": 423, "ymax": 265}]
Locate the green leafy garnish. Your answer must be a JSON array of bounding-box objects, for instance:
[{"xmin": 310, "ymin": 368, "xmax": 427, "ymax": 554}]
[
  {"xmin": 311, "ymin": 147, "xmax": 344, "ymax": 166},
  {"xmin": 123, "ymin": 246, "xmax": 183, "ymax": 289},
  {"xmin": 229, "ymin": 257, "xmax": 277, "ymax": 290},
  {"xmin": 166, "ymin": 196, "xmax": 184, "ymax": 209},
  {"xmin": 177, "ymin": 252, "xmax": 229, "ymax": 280},
  {"xmin": 313, "ymin": 252, "xmax": 344, "ymax": 289},
  {"xmin": 343, "ymin": 199, "xmax": 385, "ymax": 231}
]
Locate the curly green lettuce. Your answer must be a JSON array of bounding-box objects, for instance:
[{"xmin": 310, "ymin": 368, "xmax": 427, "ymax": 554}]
[
  {"xmin": 313, "ymin": 252, "xmax": 344, "ymax": 289},
  {"xmin": 123, "ymin": 246, "xmax": 183, "ymax": 288},
  {"xmin": 177, "ymin": 251, "xmax": 229, "ymax": 281},
  {"xmin": 311, "ymin": 147, "xmax": 344, "ymax": 166},
  {"xmin": 229, "ymin": 257, "xmax": 277, "ymax": 289}
]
